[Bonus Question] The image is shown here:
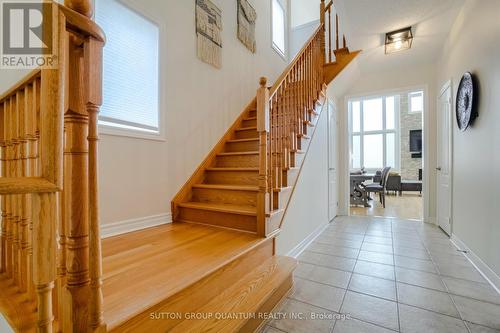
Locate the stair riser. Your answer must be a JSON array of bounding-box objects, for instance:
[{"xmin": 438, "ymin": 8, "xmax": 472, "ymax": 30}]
[
  {"xmin": 248, "ymin": 110, "xmax": 256, "ymax": 118},
  {"xmin": 178, "ymin": 207, "xmax": 257, "ymax": 233},
  {"xmin": 216, "ymin": 154, "xmax": 259, "ymax": 168},
  {"xmin": 239, "ymin": 275, "xmax": 294, "ymax": 333},
  {"xmin": 242, "ymin": 118, "xmax": 257, "ymax": 127},
  {"xmin": 110, "ymin": 239, "xmax": 274, "ymax": 332},
  {"xmin": 192, "ymin": 188, "xmax": 257, "ymax": 207},
  {"xmin": 225, "ymin": 140, "xmax": 258, "ymax": 152},
  {"xmin": 235, "ymin": 129, "xmax": 258, "ymax": 140},
  {"xmin": 205, "ymin": 171, "xmax": 259, "ymax": 185}
]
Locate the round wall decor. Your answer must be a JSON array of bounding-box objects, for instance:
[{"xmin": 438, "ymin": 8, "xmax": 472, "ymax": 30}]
[{"xmin": 456, "ymin": 72, "xmax": 478, "ymax": 131}]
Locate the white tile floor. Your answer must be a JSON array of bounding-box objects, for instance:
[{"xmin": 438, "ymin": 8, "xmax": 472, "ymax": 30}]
[{"xmin": 262, "ymin": 216, "xmax": 500, "ymax": 333}]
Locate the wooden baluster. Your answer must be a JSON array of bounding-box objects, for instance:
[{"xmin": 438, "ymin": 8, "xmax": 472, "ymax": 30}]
[
  {"xmin": 12, "ymin": 93, "xmax": 21, "ymax": 287},
  {"xmin": 0, "ymin": 101, "xmax": 5, "ymax": 274},
  {"xmin": 33, "ymin": 7, "xmax": 65, "ymax": 332},
  {"xmin": 256, "ymin": 77, "xmax": 269, "ymax": 237},
  {"xmin": 5, "ymin": 98, "xmax": 12, "ymax": 278},
  {"xmin": 320, "ymin": 0, "xmax": 327, "ymax": 64},
  {"xmin": 328, "ymin": 8, "xmax": 332, "ymax": 62},
  {"xmin": 26, "ymin": 80, "xmax": 38, "ymax": 300},
  {"xmin": 336, "ymin": 14, "xmax": 339, "ymax": 50},
  {"xmin": 29, "ymin": 78, "xmax": 41, "ymax": 301},
  {"xmin": 63, "ymin": 33, "xmax": 91, "ymax": 332},
  {"xmin": 19, "ymin": 87, "xmax": 30, "ymax": 293},
  {"xmin": 84, "ymin": 36, "xmax": 106, "ymax": 332}
]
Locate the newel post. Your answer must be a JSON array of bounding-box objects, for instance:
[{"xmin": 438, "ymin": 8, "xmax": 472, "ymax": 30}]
[
  {"xmin": 256, "ymin": 77, "xmax": 270, "ymax": 237},
  {"xmin": 320, "ymin": 0, "xmax": 326, "ymax": 63}
]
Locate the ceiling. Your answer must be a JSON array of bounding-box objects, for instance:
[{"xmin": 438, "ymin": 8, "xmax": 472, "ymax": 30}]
[{"xmin": 335, "ymin": 0, "xmax": 465, "ymax": 73}]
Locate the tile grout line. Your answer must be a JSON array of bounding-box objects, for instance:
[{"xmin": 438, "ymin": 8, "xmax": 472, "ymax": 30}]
[
  {"xmin": 416, "ymin": 223, "xmax": 473, "ymax": 333},
  {"xmin": 391, "ymin": 220, "xmax": 402, "ymax": 333},
  {"xmin": 329, "ymin": 222, "xmax": 370, "ymax": 333}
]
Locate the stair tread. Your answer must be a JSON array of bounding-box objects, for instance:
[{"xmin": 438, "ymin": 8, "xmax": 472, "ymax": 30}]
[
  {"xmin": 235, "ymin": 126, "xmax": 257, "ymax": 131},
  {"xmin": 227, "ymin": 138, "xmax": 259, "ymax": 143},
  {"xmin": 193, "ymin": 184, "xmax": 259, "ymax": 191},
  {"xmin": 244, "ymin": 116, "xmax": 257, "ymax": 121},
  {"xmin": 102, "ymin": 223, "xmax": 264, "ymax": 330},
  {"xmin": 178, "ymin": 202, "xmax": 257, "ymax": 216},
  {"xmin": 206, "ymin": 167, "xmax": 259, "ymax": 171},
  {"xmin": 170, "ymin": 256, "xmax": 297, "ymax": 333},
  {"xmin": 218, "ymin": 151, "xmax": 259, "ymax": 156}
]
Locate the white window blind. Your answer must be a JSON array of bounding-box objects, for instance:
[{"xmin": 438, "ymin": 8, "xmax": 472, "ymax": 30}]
[
  {"xmin": 95, "ymin": 0, "xmax": 160, "ymax": 133},
  {"xmin": 272, "ymin": 0, "xmax": 286, "ymax": 56}
]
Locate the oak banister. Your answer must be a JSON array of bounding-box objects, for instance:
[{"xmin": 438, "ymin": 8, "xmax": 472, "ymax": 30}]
[{"xmin": 269, "ymin": 24, "xmax": 324, "ymax": 97}]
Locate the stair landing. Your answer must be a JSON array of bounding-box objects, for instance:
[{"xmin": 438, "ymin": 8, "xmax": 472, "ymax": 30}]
[{"xmin": 102, "ymin": 223, "xmax": 269, "ymax": 331}]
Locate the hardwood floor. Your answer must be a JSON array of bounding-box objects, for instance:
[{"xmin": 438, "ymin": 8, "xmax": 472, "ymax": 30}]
[
  {"xmin": 101, "ymin": 222, "xmax": 296, "ymax": 332},
  {"xmin": 351, "ymin": 193, "xmax": 423, "ymax": 220}
]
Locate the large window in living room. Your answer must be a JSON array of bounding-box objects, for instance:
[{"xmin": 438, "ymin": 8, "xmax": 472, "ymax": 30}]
[{"xmin": 349, "ymin": 95, "xmax": 400, "ymax": 171}]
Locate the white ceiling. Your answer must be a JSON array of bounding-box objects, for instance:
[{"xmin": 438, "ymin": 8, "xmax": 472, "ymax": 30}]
[{"xmin": 335, "ymin": 0, "xmax": 465, "ymax": 73}]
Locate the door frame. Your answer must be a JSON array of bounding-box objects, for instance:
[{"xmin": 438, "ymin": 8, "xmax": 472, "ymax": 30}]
[
  {"xmin": 437, "ymin": 79, "xmax": 454, "ymax": 234},
  {"xmin": 339, "ymin": 84, "xmax": 430, "ymax": 221},
  {"xmin": 327, "ymin": 99, "xmax": 338, "ymax": 221}
]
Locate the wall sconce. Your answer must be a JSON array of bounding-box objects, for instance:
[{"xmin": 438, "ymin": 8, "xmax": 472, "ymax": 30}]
[{"xmin": 385, "ymin": 27, "xmax": 413, "ymax": 54}]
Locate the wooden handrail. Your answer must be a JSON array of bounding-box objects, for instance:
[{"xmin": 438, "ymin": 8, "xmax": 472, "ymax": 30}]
[
  {"xmin": 269, "ymin": 24, "xmax": 324, "ymax": 97},
  {"xmin": 0, "ymin": 70, "xmax": 40, "ymax": 103}
]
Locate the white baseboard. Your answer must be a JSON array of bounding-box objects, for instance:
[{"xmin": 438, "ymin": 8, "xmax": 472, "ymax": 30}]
[
  {"xmin": 101, "ymin": 213, "xmax": 172, "ymax": 239},
  {"xmin": 451, "ymin": 233, "xmax": 500, "ymax": 294},
  {"xmin": 287, "ymin": 222, "xmax": 330, "ymax": 259}
]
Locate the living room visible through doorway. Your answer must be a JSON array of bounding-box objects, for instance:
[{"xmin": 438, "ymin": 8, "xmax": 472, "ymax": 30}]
[{"xmin": 347, "ymin": 89, "xmax": 424, "ymax": 220}]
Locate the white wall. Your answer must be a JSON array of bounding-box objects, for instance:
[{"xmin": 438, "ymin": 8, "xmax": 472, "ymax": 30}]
[
  {"xmin": 290, "ymin": 20, "xmax": 319, "ymax": 58},
  {"xmin": 328, "ymin": 62, "xmax": 437, "ymax": 221},
  {"xmin": 0, "ymin": 0, "xmax": 289, "ymax": 227},
  {"xmin": 436, "ymin": 0, "xmax": 500, "ymax": 277},
  {"xmin": 290, "ymin": 0, "xmax": 319, "ymax": 28},
  {"xmin": 276, "ymin": 103, "xmax": 330, "ymax": 255}
]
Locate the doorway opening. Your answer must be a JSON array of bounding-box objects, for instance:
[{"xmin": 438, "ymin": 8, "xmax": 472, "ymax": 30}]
[{"xmin": 345, "ymin": 88, "xmax": 426, "ymax": 221}]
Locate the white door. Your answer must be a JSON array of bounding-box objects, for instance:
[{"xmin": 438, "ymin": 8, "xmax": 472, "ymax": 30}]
[
  {"xmin": 437, "ymin": 82, "xmax": 453, "ymax": 235},
  {"xmin": 328, "ymin": 101, "xmax": 338, "ymax": 221}
]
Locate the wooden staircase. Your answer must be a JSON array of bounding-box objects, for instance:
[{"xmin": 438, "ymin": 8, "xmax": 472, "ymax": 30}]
[{"xmin": 0, "ymin": 0, "xmax": 359, "ymax": 332}]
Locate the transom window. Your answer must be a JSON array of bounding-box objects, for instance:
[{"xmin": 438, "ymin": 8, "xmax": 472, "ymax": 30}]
[
  {"xmin": 350, "ymin": 95, "xmax": 400, "ymax": 171},
  {"xmin": 95, "ymin": 0, "xmax": 161, "ymax": 136},
  {"xmin": 409, "ymin": 90, "xmax": 424, "ymax": 113},
  {"xmin": 272, "ymin": 0, "xmax": 286, "ymax": 57}
]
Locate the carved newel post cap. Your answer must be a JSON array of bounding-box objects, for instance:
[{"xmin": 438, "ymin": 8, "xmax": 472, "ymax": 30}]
[
  {"xmin": 65, "ymin": 0, "xmax": 93, "ymax": 18},
  {"xmin": 259, "ymin": 77, "xmax": 267, "ymax": 88}
]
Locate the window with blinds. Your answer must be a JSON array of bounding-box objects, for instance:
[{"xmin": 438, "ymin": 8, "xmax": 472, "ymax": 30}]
[
  {"xmin": 272, "ymin": 0, "xmax": 286, "ymax": 57},
  {"xmin": 95, "ymin": 0, "xmax": 160, "ymax": 135}
]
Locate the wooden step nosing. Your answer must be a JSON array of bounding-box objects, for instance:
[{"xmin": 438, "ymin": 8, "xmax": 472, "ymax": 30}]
[
  {"xmin": 227, "ymin": 138, "xmax": 259, "ymax": 143},
  {"xmin": 205, "ymin": 167, "xmax": 259, "ymax": 172},
  {"xmin": 217, "ymin": 151, "xmax": 259, "ymax": 156},
  {"xmin": 192, "ymin": 184, "xmax": 259, "ymax": 192},
  {"xmin": 235, "ymin": 126, "xmax": 257, "ymax": 131}
]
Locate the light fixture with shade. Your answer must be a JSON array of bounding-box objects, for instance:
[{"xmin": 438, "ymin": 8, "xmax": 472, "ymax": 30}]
[{"xmin": 385, "ymin": 27, "xmax": 413, "ymax": 54}]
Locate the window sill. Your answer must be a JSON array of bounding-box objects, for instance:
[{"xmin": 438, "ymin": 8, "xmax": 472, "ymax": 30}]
[
  {"xmin": 99, "ymin": 124, "xmax": 166, "ymax": 142},
  {"xmin": 272, "ymin": 44, "xmax": 287, "ymax": 62}
]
